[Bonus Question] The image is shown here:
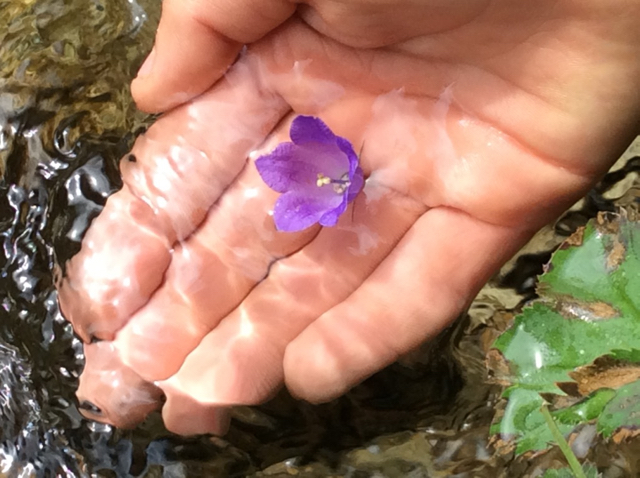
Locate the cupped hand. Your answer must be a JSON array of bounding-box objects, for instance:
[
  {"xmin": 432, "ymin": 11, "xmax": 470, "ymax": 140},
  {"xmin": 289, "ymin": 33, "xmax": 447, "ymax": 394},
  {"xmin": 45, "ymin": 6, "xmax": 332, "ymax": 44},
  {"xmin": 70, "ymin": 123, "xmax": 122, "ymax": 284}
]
[{"xmin": 59, "ymin": 0, "xmax": 640, "ymax": 434}]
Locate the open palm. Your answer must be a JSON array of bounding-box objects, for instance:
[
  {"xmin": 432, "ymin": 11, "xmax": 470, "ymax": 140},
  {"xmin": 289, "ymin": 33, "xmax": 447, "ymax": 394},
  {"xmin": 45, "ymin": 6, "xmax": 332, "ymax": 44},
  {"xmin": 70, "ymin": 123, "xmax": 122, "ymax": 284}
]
[{"xmin": 60, "ymin": 0, "xmax": 640, "ymax": 434}]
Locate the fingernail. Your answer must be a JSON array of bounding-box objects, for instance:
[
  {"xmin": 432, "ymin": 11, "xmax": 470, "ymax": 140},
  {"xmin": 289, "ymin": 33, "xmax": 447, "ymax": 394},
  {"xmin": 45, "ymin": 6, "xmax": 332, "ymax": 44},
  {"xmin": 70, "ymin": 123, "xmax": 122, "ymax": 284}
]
[
  {"xmin": 137, "ymin": 47, "xmax": 156, "ymax": 78},
  {"xmin": 78, "ymin": 400, "xmax": 103, "ymax": 416}
]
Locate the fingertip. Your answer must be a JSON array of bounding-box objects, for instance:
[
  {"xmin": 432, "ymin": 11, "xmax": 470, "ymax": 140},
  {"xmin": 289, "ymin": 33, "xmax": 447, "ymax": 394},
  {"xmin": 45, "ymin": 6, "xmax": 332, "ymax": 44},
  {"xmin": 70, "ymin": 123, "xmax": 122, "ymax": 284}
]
[
  {"xmin": 131, "ymin": 33, "xmax": 242, "ymax": 113},
  {"xmin": 130, "ymin": 1, "xmax": 243, "ymax": 113},
  {"xmin": 136, "ymin": 46, "xmax": 156, "ymax": 79},
  {"xmin": 77, "ymin": 342, "xmax": 163, "ymax": 428},
  {"xmin": 283, "ymin": 327, "xmax": 355, "ymax": 404},
  {"xmin": 130, "ymin": 0, "xmax": 296, "ymax": 113},
  {"xmin": 161, "ymin": 382, "xmax": 232, "ymax": 436}
]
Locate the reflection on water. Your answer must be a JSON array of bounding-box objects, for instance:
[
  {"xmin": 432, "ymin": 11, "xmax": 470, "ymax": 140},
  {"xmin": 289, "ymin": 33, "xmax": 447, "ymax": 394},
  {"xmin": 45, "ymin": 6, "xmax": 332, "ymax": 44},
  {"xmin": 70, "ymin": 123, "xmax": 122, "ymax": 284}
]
[{"xmin": 1, "ymin": 0, "xmax": 640, "ymax": 476}]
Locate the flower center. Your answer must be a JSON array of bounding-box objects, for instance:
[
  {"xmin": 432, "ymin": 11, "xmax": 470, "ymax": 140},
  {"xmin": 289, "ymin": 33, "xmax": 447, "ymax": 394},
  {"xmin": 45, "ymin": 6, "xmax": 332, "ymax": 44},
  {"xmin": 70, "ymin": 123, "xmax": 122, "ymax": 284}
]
[{"xmin": 316, "ymin": 173, "xmax": 351, "ymax": 194}]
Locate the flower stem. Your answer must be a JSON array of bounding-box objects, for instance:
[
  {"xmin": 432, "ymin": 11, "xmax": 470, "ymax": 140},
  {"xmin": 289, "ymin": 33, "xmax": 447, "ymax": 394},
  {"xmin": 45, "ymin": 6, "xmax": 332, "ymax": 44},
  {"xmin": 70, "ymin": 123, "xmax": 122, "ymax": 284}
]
[{"xmin": 540, "ymin": 404, "xmax": 587, "ymax": 478}]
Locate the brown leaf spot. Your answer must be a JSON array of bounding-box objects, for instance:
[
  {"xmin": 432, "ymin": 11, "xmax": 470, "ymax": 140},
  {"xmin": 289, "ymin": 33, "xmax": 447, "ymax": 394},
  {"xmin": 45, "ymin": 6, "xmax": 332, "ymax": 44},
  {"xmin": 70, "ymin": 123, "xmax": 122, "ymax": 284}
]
[
  {"xmin": 612, "ymin": 426, "xmax": 640, "ymax": 444},
  {"xmin": 541, "ymin": 391, "xmax": 581, "ymax": 410},
  {"xmin": 606, "ymin": 237, "xmax": 626, "ymax": 271},
  {"xmin": 555, "ymin": 382, "xmax": 581, "ymax": 397},
  {"xmin": 486, "ymin": 349, "xmax": 513, "ymax": 385},
  {"xmin": 595, "ymin": 211, "xmax": 621, "ymax": 235},
  {"xmin": 569, "ymin": 356, "xmax": 640, "ymax": 396},
  {"xmin": 559, "ymin": 226, "xmax": 585, "ymax": 249},
  {"xmin": 489, "ymin": 434, "xmax": 516, "ymax": 455},
  {"xmin": 555, "ymin": 298, "xmax": 619, "ymax": 321}
]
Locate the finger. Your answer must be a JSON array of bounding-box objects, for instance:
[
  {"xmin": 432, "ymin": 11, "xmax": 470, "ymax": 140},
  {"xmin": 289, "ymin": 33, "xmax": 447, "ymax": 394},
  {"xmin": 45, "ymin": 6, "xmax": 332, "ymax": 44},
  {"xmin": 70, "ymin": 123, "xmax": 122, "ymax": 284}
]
[
  {"xmin": 166, "ymin": 184, "xmax": 425, "ymax": 405},
  {"xmin": 76, "ymin": 342, "xmax": 164, "ymax": 429},
  {"xmin": 253, "ymin": 21, "xmax": 596, "ymax": 227},
  {"xmin": 159, "ymin": 381, "xmax": 231, "ymax": 436},
  {"xmin": 116, "ymin": 158, "xmax": 318, "ymax": 382},
  {"xmin": 131, "ymin": 0, "xmax": 296, "ymax": 112},
  {"xmin": 123, "ymin": 85, "xmax": 441, "ymax": 404},
  {"xmin": 283, "ymin": 207, "xmax": 533, "ymax": 403},
  {"xmin": 57, "ymin": 187, "xmax": 171, "ymax": 342},
  {"xmin": 59, "ymin": 57, "xmax": 288, "ymax": 341},
  {"xmin": 76, "ymin": 342, "xmax": 230, "ymax": 435},
  {"xmin": 113, "ymin": 98, "xmax": 371, "ymax": 382}
]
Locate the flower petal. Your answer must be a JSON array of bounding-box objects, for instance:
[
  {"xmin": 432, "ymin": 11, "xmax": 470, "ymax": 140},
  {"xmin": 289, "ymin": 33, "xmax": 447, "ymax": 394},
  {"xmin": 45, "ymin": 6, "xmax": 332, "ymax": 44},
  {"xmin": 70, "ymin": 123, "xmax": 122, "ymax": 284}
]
[
  {"xmin": 255, "ymin": 143, "xmax": 318, "ymax": 193},
  {"xmin": 346, "ymin": 166, "xmax": 365, "ymax": 203},
  {"xmin": 319, "ymin": 198, "xmax": 347, "ymax": 227},
  {"xmin": 257, "ymin": 142, "xmax": 352, "ymax": 193},
  {"xmin": 335, "ymin": 136, "xmax": 359, "ymax": 175},
  {"xmin": 290, "ymin": 115, "xmax": 337, "ymax": 146},
  {"xmin": 305, "ymin": 142, "xmax": 351, "ymax": 180},
  {"xmin": 273, "ymin": 190, "xmax": 342, "ymax": 232},
  {"xmin": 257, "ymin": 115, "xmax": 364, "ymax": 232}
]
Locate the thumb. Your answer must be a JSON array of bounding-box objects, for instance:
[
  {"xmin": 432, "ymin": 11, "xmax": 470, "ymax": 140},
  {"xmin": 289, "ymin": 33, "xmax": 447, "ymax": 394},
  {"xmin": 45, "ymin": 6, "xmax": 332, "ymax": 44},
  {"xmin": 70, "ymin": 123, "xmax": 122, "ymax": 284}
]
[{"xmin": 132, "ymin": 0, "xmax": 296, "ymax": 113}]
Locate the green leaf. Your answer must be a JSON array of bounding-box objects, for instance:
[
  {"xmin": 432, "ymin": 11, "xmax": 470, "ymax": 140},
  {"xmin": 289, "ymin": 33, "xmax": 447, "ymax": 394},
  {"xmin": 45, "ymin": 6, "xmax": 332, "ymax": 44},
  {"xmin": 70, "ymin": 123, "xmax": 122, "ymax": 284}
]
[
  {"xmin": 492, "ymin": 304, "xmax": 640, "ymax": 391},
  {"xmin": 489, "ymin": 210, "xmax": 640, "ymax": 455},
  {"xmin": 597, "ymin": 380, "xmax": 640, "ymax": 438},
  {"xmin": 494, "ymin": 388, "xmax": 613, "ymax": 455},
  {"xmin": 539, "ymin": 216, "xmax": 640, "ymax": 320},
  {"xmin": 553, "ymin": 388, "xmax": 617, "ymax": 425}
]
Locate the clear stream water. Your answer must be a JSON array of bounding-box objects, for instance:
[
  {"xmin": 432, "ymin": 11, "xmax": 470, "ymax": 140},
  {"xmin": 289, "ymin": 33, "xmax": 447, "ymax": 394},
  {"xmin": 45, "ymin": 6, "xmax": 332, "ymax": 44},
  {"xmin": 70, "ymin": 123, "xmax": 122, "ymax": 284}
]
[{"xmin": 1, "ymin": 1, "xmax": 640, "ymax": 477}]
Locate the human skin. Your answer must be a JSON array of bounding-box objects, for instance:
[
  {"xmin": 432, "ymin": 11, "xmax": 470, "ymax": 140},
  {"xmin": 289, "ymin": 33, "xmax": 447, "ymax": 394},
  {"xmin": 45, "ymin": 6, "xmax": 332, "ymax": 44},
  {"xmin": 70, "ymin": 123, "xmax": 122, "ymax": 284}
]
[{"xmin": 59, "ymin": 0, "xmax": 640, "ymax": 431}]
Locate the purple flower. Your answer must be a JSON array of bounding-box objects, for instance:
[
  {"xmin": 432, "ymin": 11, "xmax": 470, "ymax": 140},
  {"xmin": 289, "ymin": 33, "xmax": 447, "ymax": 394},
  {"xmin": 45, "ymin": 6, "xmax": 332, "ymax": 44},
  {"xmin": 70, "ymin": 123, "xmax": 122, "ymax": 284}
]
[{"xmin": 255, "ymin": 115, "xmax": 364, "ymax": 232}]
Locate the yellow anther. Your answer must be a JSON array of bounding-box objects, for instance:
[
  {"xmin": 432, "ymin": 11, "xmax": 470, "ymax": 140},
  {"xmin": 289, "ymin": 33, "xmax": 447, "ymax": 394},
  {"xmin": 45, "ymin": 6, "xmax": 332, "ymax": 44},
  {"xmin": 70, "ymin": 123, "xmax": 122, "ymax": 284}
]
[{"xmin": 316, "ymin": 173, "xmax": 331, "ymax": 187}]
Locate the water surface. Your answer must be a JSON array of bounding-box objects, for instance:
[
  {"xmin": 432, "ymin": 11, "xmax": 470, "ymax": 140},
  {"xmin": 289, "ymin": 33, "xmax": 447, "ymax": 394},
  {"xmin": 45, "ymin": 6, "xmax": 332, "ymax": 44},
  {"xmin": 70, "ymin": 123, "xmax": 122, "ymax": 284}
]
[{"xmin": 1, "ymin": 1, "xmax": 640, "ymax": 476}]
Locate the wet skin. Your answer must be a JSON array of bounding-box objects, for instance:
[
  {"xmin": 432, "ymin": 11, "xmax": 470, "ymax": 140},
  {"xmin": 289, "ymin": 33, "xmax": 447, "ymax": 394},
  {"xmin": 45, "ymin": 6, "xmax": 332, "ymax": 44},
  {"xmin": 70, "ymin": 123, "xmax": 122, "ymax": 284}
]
[{"xmin": 60, "ymin": 0, "xmax": 640, "ymax": 434}]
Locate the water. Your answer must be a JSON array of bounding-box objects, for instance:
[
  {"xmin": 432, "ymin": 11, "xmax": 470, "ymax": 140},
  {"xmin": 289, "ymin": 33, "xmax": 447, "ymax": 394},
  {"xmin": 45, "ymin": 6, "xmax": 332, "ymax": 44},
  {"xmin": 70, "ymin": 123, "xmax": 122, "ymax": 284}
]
[{"xmin": 1, "ymin": 0, "xmax": 640, "ymax": 476}]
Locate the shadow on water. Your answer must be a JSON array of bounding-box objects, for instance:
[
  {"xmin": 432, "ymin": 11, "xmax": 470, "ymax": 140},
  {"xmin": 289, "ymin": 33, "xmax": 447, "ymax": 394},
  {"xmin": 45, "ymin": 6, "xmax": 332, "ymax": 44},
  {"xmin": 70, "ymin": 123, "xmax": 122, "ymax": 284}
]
[{"xmin": 1, "ymin": 1, "xmax": 640, "ymax": 477}]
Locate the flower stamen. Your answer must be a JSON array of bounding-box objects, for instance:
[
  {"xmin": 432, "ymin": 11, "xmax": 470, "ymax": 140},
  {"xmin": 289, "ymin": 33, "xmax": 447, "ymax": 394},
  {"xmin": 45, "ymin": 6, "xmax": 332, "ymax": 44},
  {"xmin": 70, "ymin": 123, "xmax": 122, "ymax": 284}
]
[
  {"xmin": 255, "ymin": 115, "xmax": 364, "ymax": 232},
  {"xmin": 317, "ymin": 173, "xmax": 351, "ymax": 194},
  {"xmin": 316, "ymin": 173, "xmax": 332, "ymax": 187}
]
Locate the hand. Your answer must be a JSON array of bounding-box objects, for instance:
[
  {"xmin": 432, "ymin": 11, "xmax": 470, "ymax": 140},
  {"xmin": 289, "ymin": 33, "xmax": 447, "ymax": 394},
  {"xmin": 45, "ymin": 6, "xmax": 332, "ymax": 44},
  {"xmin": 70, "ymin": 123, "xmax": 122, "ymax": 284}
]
[{"xmin": 59, "ymin": 0, "xmax": 640, "ymax": 434}]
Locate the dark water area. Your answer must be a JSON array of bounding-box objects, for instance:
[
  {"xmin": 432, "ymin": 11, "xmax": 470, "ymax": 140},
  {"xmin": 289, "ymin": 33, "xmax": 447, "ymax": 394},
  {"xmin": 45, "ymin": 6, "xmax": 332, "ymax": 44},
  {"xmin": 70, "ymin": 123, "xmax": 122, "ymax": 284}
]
[{"xmin": 1, "ymin": 1, "xmax": 640, "ymax": 477}]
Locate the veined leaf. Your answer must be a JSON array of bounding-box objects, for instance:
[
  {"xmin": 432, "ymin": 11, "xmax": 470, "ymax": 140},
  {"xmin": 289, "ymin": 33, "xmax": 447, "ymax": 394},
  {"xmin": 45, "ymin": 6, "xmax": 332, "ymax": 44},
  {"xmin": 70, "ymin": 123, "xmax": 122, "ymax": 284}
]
[{"xmin": 490, "ymin": 210, "xmax": 640, "ymax": 454}]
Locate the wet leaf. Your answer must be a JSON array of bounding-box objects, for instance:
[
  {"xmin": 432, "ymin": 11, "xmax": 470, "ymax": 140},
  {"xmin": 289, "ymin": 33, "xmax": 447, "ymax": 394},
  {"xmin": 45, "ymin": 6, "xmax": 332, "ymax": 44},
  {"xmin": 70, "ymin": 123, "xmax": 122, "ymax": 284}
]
[
  {"xmin": 597, "ymin": 380, "xmax": 640, "ymax": 440},
  {"xmin": 489, "ymin": 210, "xmax": 640, "ymax": 454},
  {"xmin": 539, "ymin": 212, "xmax": 640, "ymax": 320},
  {"xmin": 568, "ymin": 357, "xmax": 640, "ymax": 396},
  {"xmin": 492, "ymin": 388, "xmax": 614, "ymax": 455}
]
